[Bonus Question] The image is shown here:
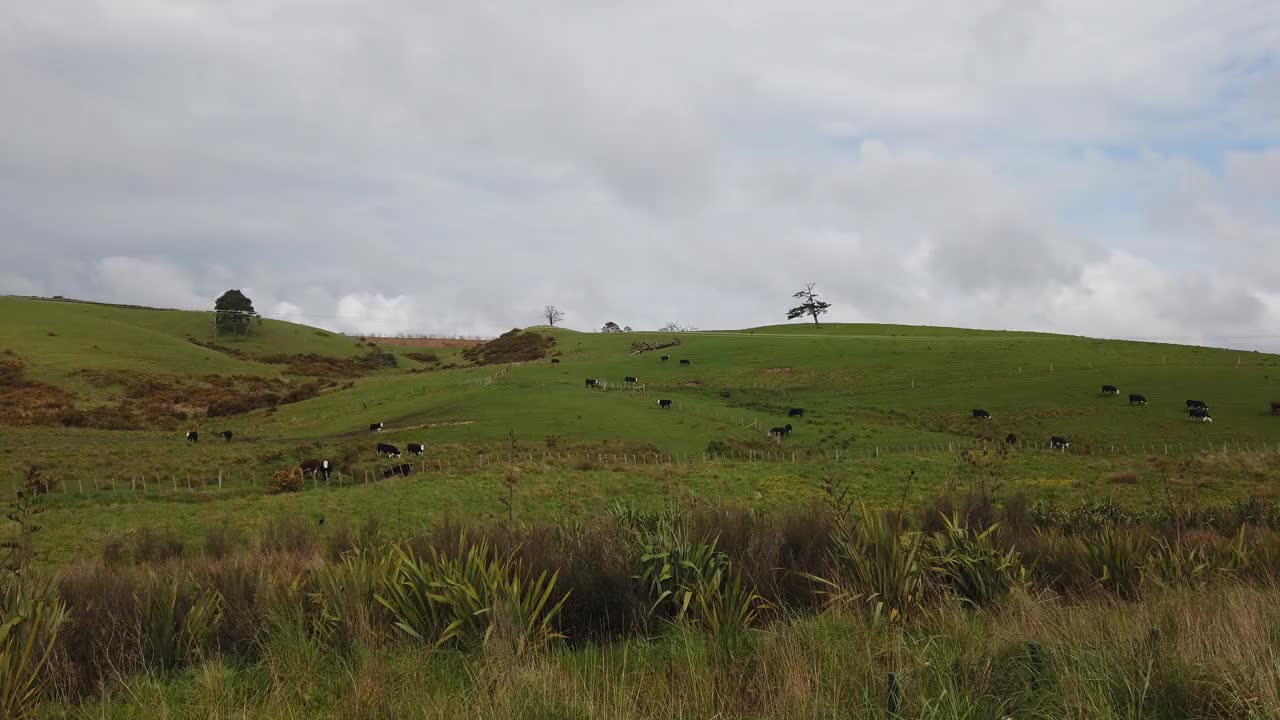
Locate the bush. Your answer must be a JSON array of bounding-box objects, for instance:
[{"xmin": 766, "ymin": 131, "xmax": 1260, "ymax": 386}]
[
  {"xmin": 133, "ymin": 526, "xmax": 185, "ymax": 564},
  {"xmin": 266, "ymin": 467, "xmax": 304, "ymax": 495},
  {"xmin": 259, "ymin": 516, "xmax": 321, "ymax": 557}
]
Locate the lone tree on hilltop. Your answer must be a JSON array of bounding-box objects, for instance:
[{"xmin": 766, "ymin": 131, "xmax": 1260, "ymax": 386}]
[
  {"xmin": 543, "ymin": 305, "xmax": 565, "ymax": 326},
  {"xmin": 214, "ymin": 289, "xmax": 258, "ymax": 337},
  {"xmin": 601, "ymin": 321, "xmax": 621, "ymax": 333},
  {"xmin": 786, "ymin": 282, "xmax": 831, "ymax": 328}
]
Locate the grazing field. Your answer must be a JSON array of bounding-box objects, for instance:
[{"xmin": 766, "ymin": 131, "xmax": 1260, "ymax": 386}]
[
  {"xmin": 3, "ymin": 295, "xmax": 1280, "ymax": 562},
  {"xmin": 6, "ymin": 296, "xmax": 1280, "ymax": 718}
]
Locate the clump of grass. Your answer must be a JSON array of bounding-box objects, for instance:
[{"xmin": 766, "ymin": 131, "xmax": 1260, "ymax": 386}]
[{"xmin": 1104, "ymin": 470, "xmax": 1140, "ymax": 484}]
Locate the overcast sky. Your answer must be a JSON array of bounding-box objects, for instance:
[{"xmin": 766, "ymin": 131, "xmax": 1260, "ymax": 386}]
[{"xmin": 2, "ymin": 1, "xmax": 1278, "ymax": 348}]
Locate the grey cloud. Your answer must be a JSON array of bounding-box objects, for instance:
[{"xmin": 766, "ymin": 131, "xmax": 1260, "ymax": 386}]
[{"xmin": 1, "ymin": 1, "xmax": 1278, "ymax": 346}]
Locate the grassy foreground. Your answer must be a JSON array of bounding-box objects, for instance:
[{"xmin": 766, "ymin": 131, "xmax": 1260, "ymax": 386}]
[{"xmin": 55, "ymin": 584, "xmax": 1279, "ymax": 720}]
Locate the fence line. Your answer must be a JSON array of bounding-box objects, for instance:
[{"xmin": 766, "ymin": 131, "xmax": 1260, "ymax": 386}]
[{"xmin": 18, "ymin": 439, "xmax": 1280, "ymax": 499}]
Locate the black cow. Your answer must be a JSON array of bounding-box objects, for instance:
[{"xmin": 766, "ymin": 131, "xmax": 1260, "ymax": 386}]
[
  {"xmin": 185, "ymin": 431, "xmax": 198, "ymax": 443},
  {"xmin": 300, "ymin": 459, "xmax": 332, "ymax": 480},
  {"xmin": 219, "ymin": 430, "xmax": 234, "ymax": 442},
  {"xmin": 1129, "ymin": 394, "xmax": 1147, "ymax": 406},
  {"xmin": 1272, "ymin": 402, "xmax": 1280, "ymax": 416},
  {"xmin": 788, "ymin": 408, "xmax": 805, "ymax": 417},
  {"xmin": 1186, "ymin": 400, "xmax": 1208, "ymax": 410},
  {"xmin": 1102, "ymin": 385, "xmax": 1119, "ymax": 395},
  {"xmin": 382, "ymin": 463, "xmax": 413, "ymax": 479},
  {"xmin": 679, "ymin": 359, "xmax": 691, "ymax": 365},
  {"xmin": 406, "ymin": 442, "xmax": 425, "ymax": 456},
  {"xmin": 660, "ymin": 355, "xmax": 670, "ymax": 362},
  {"xmin": 585, "ymin": 378, "xmax": 599, "ymax": 388},
  {"xmin": 1189, "ymin": 407, "xmax": 1213, "ymax": 423},
  {"xmin": 624, "ymin": 376, "xmax": 639, "ymax": 384},
  {"xmin": 551, "ymin": 358, "xmax": 560, "ymax": 365},
  {"xmin": 376, "ymin": 443, "xmax": 401, "ymax": 458},
  {"xmin": 658, "ymin": 399, "xmax": 672, "ymax": 409},
  {"xmin": 769, "ymin": 424, "xmax": 793, "ymax": 438},
  {"xmin": 1050, "ymin": 436, "xmax": 1070, "ymax": 449},
  {"xmin": 972, "ymin": 409, "xmax": 992, "ymax": 420},
  {"xmin": 369, "ymin": 422, "xmax": 384, "ymax": 434},
  {"xmin": 1006, "ymin": 433, "xmax": 1017, "ymax": 446}
]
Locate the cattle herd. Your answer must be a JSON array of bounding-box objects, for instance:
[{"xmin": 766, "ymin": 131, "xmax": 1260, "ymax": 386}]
[{"xmin": 179, "ymin": 352, "xmax": 1280, "ymax": 480}]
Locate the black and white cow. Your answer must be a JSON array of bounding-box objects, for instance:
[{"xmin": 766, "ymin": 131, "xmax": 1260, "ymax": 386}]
[
  {"xmin": 658, "ymin": 399, "xmax": 672, "ymax": 409},
  {"xmin": 1189, "ymin": 407, "xmax": 1213, "ymax": 423},
  {"xmin": 382, "ymin": 463, "xmax": 413, "ymax": 479},
  {"xmin": 300, "ymin": 459, "xmax": 332, "ymax": 480},
  {"xmin": 1102, "ymin": 385, "xmax": 1119, "ymax": 395},
  {"xmin": 679, "ymin": 359, "xmax": 691, "ymax": 365},
  {"xmin": 185, "ymin": 431, "xmax": 198, "ymax": 443},
  {"xmin": 376, "ymin": 443, "xmax": 401, "ymax": 458},
  {"xmin": 660, "ymin": 355, "xmax": 670, "ymax": 362},
  {"xmin": 972, "ymin": 409, "xmax": 992, "ymax": 420},
  {"xmin": 1050, "ymin": 436, "xmax": 1070, "ymax": 449},
  {"xmin": 1129, "ymin": 394, "xmax": 1147, "ymax": 406},
  {"xmin": 788, "ymin": 408, "xmax": 805, "ymax": 417},
  {"xmin": 1272, "ymin": 401, "xmax": 1280, "ymax": 416},
  {"xmin": 219, "ymin": 430, "xmax": 234, "ymax": 442},
  {"xmin": 369, "ymin": 422, "xmax": 384, "ymax": 434},
  {"xmin": 406, "ymin": 442, "xmax": 425, "ymax": 456},
  {"xmin": 624, "ymin": 376, "xmax": 639, "ymax": 384},
  {"xmin": 319, "ymin": 459, "xmax": 332, "ymax": 481},
  {"xmin": 551, "ymin": 358, "xmax": 560, "ymax": 365},
  {"xmin": 1186, "ymin": 400, "xmax": 1208, "ymax": 411},
  {"xmin": 1006, "ymin": 433, "xmax": 1018, "ymax": 446},
  {"xmin": 585, "ymin": 378, "xmax": 599, "ymax": 388}
]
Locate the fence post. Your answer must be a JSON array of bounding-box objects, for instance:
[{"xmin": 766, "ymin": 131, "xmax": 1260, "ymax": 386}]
[{"xmin": 218, "ymin": 470, "xmax": 223, "ymax": 490}]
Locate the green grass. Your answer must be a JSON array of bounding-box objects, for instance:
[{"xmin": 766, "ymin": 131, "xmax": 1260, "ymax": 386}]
[{"xmin": 4, "ymin": 296, "xmax": 1280, "ymax": 565}]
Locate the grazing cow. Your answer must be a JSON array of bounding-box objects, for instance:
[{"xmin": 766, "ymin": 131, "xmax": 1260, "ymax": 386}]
[
  {"xmin": 406, "ymin": 442, "xmax": 425, "ymax": 457},
  {"xmin": 679, "ymin": 359, "xmax": 691, "ymax": 365},
  {"xmin": 1050, "ymin": 436, "xmax": 1070, "ymax": 449},
  {"xmin": 185, "ymin": 431, "xmax": 198, "ymax": 443},
  {"xmin": 1129, "ymin": 394, "xmax": 1148, "ymax": 406},
  {"xmin": 219, "ymin": 430, "xmax": 233, "ymax": 442},
  {"xmin": 660, "ymin": 355, "xmax": 670, "ymax": 362},
  {"xmin": 300, "ymin": 459, "xmax": 323, "ymax": 475},
  {"xmin": 1272, "ymin": 402, "xmax": 1280, "ymax": 416},
  {"xmin": 768, "ymin": 424, "xmax": 793, "ymax": 438},
  {"xmin": 1186, "ymin": 400, "xmax": 1208, "ymax": 410},
  {"xmin": 369, "ymin": 422, "xmax": 384, "ymax": 434},
  {"xmin": 585, "ymin": 378, "xmax": 599, "ymax": 388},
  {"xmin": 1189, "ymin": 407, "xmax": 1213, "ymax": 423},
  {"xmin": 624, "ymin": 376, "xmax": 638, "ymax": 384},
  {"xmin": 1102, "ymin": 385, "xmax": 1119, "ymax": 395},
  {"xmin": 382, "ymin": 463, "xmax": 413, "ymax": 479},
  {"xmin": 551, "ymin": 358, "xmax": 560, "ymax": 365},
  {"xmin": 788, "ymin": 408, "xmax": 805, "ymax": 418},
  {"xmin": 1006, "ymin": 433, "xmax": 1017, "ymax": 446},
  {"xmin": 972, "ymin": 409, "xmax": 992, "ymax": 420},
  {"xmin": 376, "ymin": 443, "xmax": 401, "ymax": 458},
  {"xmin": 658, "ymin": 399, "xmax": 672, "ymax": 409},
  {"xmin": 319, "ymin": 459, "xmax": 332, "ymax": 481}
]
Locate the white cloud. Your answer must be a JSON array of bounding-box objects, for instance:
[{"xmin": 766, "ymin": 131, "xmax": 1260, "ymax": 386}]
[{"xmin": 90, "ymin": 257, "xmax": 209, "ymax": 310}]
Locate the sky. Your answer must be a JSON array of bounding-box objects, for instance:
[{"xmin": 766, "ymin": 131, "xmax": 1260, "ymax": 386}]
[{"xmin": 2, "ymin": 1, "xmax": 1278, "ymax": 348}]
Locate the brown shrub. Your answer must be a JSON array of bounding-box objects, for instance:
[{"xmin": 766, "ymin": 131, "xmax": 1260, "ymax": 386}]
[
  {"xmin": 1105, "ymin": 471, "xmax": 1141, "ymax": 484},
  {"xmin": 406, "ymin": 351, "xmax": 440, "ymax": 364},
  {"xmin": 266, "ymin": 467, "xmax": 304, "ymax": 494},
  {"xmin": 461, "ymin": 329, "xmax": 556, "ymax": 366}
]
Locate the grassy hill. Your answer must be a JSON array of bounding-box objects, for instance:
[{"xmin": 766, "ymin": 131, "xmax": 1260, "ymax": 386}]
[{"xmin": 3, "ymin": 295, "xmax": 1280, "ymax": 563}]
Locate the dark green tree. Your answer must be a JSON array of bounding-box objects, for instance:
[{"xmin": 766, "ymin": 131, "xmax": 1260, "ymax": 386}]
[
  {"xmin": 214, "ymin": 289, "xmax": 257, "ymax": 337},
  {"xmin": 786, "ymin": 282, "xmax": 832, "ymax": 328}
]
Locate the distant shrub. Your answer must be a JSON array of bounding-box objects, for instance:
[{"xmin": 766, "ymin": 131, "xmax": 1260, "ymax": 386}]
[
  {"xmin": 265, "ymin": 467, "xmax": 304, "ymax": 495},
  {"xmin": 204, "ymin": 525, "xmax": 233, "ymax": 559},
  {"xmin": 133, "ymin": 526, "xmax": 185, "ymax": 564},
  {"xmin": 462, "ymin": 329, "xmax": 556, "ymax": 366},
  {"xmin": 1105, "ymin": 471, "xmax": 1140, "ymax": 485},
  {"xmin": 406, "ymin": 351, "xmax": 440, "ymax": 364},
  {"xmin": 101, "ymin": 531, "xmax": 128, "ymax": 567},
  {"xmin": 258, "ymin": 516, "xmax": 320, "ymax": 556}
]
